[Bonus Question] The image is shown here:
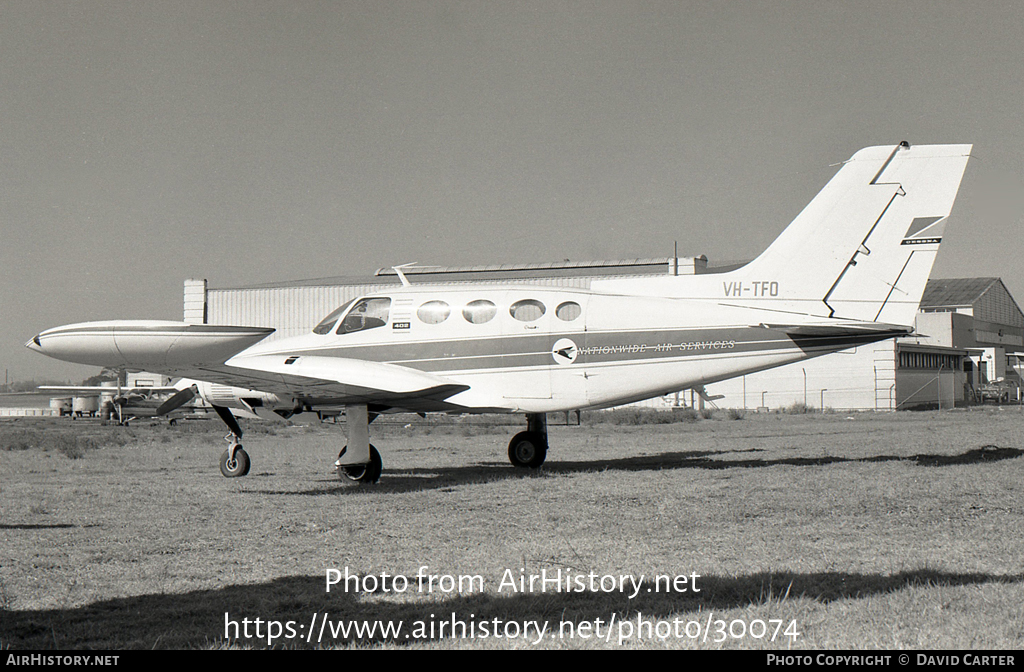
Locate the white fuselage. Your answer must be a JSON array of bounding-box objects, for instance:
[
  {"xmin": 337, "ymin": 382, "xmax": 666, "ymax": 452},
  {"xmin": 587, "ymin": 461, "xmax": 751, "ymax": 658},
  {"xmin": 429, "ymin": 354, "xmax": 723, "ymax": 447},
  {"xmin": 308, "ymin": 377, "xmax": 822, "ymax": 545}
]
[{"xmin": 229, "ymin": 285, "xmax": 884, "ymax": 414}]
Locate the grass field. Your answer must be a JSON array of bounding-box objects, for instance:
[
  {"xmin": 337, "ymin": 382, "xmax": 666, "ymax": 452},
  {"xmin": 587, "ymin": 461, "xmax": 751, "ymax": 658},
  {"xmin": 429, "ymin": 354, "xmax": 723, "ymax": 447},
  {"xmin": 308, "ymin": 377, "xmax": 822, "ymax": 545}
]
[{"xmin": 1, "ymin": 408, "xmax": 1022, "ymax": 649}]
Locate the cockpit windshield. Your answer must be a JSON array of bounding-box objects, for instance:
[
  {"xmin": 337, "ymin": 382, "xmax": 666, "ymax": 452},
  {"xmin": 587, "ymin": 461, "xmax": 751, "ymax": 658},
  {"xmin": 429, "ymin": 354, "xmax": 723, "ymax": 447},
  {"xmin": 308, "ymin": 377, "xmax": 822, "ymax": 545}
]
[
  {"xmin": 312, "ymin": 299, "xmax": 355, "ymax": 335},
  {"xmin": 337, "ymin": 297, "xmax": 391, "ymax": 334}
]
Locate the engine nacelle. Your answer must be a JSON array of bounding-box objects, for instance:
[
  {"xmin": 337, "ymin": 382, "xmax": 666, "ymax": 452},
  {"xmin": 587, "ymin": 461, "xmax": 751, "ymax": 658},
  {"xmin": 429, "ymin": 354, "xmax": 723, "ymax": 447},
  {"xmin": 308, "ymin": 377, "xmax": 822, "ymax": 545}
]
[{"xmin": 193, "ymin": 380, "xmax": 283, "ymax": 417}]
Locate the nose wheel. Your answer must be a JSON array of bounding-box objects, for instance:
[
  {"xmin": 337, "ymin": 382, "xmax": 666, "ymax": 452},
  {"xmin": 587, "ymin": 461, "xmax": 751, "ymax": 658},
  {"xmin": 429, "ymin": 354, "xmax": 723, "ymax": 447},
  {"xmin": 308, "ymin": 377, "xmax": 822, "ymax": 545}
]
[
  {"xmin": 212, "ymin": 405, "xmax": 252, "ymax": 478},
  {"xmin": 220, "ymin": 444, "xmax": 250, "ymax": 477}
]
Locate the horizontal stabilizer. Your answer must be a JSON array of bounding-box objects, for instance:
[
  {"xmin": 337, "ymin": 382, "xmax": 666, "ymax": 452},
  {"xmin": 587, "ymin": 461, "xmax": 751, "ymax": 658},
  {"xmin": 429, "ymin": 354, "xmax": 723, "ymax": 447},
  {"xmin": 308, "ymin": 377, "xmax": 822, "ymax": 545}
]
[{"xmin": 757, "ymin": 321, "xmax": 913, "ymax": 338}]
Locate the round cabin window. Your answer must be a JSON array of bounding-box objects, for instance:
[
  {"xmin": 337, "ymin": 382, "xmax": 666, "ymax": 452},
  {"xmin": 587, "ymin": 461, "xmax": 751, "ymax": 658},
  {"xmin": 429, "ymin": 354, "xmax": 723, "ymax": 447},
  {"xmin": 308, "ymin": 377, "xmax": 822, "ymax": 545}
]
[
  {"xmin": 555, "ymin": 301, "xmax": 582, "ymax": 321},
  {"xmin": 417, "ymin": 300, "xmax": 451, "ymax": 325},
  {"xmin": 462, "ymin": 299, "xmax": 497, "ymax": 324},
  {"xmin": 510, "ymin": 299, "xmax": 546, "ymax": 322}
]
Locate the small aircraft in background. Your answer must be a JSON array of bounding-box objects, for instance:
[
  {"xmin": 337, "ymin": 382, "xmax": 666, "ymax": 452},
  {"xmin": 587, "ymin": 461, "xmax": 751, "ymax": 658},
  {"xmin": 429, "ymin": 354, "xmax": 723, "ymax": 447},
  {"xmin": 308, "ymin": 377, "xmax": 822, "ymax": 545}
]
[
  {"xmin": 27, "ymin": 143, "xmax": 972, "ymax": 482},
  {"xmin": 35, "ymin": 382, "xmax": 202, "ymax": 425}
]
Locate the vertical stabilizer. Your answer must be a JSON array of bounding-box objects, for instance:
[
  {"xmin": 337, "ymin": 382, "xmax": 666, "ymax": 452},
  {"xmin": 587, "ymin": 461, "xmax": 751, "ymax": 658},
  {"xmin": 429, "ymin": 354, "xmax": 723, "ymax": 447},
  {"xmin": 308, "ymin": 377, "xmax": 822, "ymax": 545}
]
[
  {"xmin": 817, "ymin": 144, "xmax": 971, "ymax": 324},
  {"xmin": 738, "ymin": 143, "xmax": 971, "ymax": 323}
]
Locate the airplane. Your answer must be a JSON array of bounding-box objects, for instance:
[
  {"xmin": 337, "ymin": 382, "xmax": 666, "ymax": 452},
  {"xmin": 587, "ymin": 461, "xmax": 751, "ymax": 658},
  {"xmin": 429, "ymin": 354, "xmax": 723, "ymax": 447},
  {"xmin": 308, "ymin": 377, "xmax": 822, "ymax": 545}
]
[
  {"xmin": 36, "ymin": 383, "xmax": 173, "ymax": 420},
  {"xmin": 26, "ymin": 142, "xmax": 973, "ymax": 483},
  {"xmin": 31, "ymin": 381, "xmax": 215, "ymax": 425}
]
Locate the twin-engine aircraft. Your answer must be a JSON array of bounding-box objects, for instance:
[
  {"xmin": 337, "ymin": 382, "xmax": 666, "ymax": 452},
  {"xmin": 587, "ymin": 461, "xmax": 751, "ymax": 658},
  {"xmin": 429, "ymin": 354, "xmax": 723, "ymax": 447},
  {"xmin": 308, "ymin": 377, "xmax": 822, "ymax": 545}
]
[{"xmin": 27, "ymin": 143, "xmax": 972, "ymax": 482}]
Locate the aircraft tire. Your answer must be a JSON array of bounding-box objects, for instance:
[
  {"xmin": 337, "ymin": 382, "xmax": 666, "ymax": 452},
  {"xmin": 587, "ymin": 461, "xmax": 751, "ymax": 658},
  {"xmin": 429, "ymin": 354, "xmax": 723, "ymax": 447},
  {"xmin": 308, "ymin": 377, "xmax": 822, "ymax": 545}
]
[
  {"xmin": 340, "ymin": 444, "xmax": 383, "ymax": 484},
  {"xmin": 508, "ymin": 431, "xmax": 547, "ymax": 468},
  {"xmin": 220, "ymin": 447, "xmax": 250, "ymax": 478}
]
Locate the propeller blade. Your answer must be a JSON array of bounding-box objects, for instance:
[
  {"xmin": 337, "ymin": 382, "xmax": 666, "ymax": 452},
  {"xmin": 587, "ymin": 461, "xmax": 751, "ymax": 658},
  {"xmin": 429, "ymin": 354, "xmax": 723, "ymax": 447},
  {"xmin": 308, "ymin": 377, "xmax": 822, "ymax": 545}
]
[{"xmin": 156, "ymin": 385, "xmax": 197, "ymax": 416}]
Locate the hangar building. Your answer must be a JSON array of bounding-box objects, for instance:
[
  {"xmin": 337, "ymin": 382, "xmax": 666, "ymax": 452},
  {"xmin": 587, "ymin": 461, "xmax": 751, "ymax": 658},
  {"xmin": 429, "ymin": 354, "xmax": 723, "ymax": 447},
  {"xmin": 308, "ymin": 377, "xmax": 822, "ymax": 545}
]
[
  {"xmin": 184, "ymin": 257, "xmax": 707, "ymax": 342},
  {"xmin": 698, "ymin": 277, "xmax": 1023, "ymax": 410},
  {"xmin": 182, "ymin": 263, "xmax": 1023, "ymax": 412}
]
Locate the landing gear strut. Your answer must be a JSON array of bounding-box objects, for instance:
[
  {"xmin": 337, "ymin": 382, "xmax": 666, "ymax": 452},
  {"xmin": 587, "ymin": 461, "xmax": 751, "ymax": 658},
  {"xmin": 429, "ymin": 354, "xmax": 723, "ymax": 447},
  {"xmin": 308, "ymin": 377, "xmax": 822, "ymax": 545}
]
[
  {"xmin": 213, "ymin": 405, "xmax": 250, "ymax": 478},
  {"xmin": 334, "ymin": 404, "xmax": 383, "ymax": 484},
  {"xmin": 508, "ymin": 413, "xmax": 548, "ymax": 468}
]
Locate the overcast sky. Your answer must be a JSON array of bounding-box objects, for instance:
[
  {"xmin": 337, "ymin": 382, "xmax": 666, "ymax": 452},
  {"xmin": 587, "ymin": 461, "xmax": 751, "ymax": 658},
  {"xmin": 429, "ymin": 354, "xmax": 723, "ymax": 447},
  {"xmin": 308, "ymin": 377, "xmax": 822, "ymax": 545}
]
[{"xmin": 2, "ymin": 0, "xmax": 1022, "ymax": 382}]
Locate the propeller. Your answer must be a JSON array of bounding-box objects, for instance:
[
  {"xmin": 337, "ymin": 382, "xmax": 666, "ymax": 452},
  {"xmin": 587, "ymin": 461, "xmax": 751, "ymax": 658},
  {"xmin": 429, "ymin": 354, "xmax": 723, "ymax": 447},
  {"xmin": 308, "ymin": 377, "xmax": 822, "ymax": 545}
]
[{"xmin": 156, "ymin": 384, "xmax": 198, "ymax": 416}]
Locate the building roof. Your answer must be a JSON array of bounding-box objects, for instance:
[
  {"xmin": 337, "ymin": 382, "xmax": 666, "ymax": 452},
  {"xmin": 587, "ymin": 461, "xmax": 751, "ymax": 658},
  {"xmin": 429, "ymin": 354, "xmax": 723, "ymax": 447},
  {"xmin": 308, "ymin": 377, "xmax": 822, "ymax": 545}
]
[
  {"xmin": 211, "ymin": 257, "xmax": 725, "ymax": 290},
  {"xmin": 920, "ymin": 278, "xmax": 1002, "ymax": 308}
]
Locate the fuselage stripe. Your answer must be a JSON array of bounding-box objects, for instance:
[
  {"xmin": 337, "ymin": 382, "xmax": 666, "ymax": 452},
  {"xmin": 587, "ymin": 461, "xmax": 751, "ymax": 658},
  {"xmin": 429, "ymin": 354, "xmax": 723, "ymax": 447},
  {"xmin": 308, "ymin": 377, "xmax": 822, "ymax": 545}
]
[{"xmin": 252, "ymin": 328, "xmax": 887, "ymax": 375}]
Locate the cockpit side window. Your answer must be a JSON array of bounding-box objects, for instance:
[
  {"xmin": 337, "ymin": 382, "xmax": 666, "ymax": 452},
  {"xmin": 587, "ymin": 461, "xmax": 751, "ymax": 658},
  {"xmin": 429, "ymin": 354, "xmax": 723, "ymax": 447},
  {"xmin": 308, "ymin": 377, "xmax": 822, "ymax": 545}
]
[
  {"xmin": 338, "ymin": 297, "xmax": 392, "ymax": 334},
  {"xmin": 313, "ymin": 299, "xmax": 355, "ymax": 335}
]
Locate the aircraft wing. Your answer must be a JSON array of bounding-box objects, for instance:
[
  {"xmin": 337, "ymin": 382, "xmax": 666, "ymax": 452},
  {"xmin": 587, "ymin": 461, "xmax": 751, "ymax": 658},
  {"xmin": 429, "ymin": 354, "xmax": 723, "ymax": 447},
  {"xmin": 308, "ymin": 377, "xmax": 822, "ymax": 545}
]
[
  {"xmin": 190, "ymin": 354, "xmax": 472, "ymax": 409},
  {"xmin": 27, "ymin": 320, "xmax": 474, "ymax": 412},
  {"xmin": 36, "ymin": 385, "xmax": 179, "ymax": 395}
]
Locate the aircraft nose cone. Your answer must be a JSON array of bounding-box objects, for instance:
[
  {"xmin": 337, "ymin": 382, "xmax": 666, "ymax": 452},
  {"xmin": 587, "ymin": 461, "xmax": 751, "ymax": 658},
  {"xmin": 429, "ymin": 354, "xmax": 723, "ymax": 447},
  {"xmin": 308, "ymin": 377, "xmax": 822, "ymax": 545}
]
[{"xmin": 26, "ymin": 334, "xmax": 42, "ymax": 349}]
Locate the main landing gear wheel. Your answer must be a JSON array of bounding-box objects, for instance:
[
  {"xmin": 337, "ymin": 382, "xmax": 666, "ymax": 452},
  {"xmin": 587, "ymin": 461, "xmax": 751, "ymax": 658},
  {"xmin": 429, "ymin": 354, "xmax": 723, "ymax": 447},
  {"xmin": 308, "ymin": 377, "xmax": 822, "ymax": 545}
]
[
  {"xmin": 337, "ymin": 445, "xmax": 383, "ymax": 484},
  {"xmin": 508, "ymin": 431, "xmax": 547, "ymax": 468},
  {"xmin": 220, "ymin": 446, "xmax": 250, "ymax": 478}
]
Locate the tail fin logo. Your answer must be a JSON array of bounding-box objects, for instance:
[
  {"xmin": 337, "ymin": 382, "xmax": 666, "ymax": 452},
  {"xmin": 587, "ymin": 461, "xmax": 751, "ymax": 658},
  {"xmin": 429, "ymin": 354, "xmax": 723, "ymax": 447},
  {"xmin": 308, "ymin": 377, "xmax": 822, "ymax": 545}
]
[{"xmin": 901, "ymin": 216, "xmax": 946, "ymax": 245}]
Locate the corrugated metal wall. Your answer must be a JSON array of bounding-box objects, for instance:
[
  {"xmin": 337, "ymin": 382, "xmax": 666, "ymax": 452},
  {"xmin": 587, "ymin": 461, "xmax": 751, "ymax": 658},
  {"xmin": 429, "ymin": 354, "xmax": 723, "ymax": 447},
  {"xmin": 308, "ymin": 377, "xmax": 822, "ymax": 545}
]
[
  {"xmin": 183, "ymin": 279, "xmax": 207, "ymax": 325},
  {"xmin": 208, "ymin": 285, "xmax": 380, "ymax": 341},
  {"xmin": 704, "ymin": 342, "xmax": 895, "ymax": 411}
]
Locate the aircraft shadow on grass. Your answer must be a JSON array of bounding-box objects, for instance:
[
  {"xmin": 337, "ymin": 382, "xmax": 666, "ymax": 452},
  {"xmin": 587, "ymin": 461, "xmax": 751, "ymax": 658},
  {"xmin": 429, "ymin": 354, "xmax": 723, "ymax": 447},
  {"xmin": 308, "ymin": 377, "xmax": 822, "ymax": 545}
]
[
  {"xmin": 250, "ymin": 445, "xmax": 1024, "ymax": 497},
  {"xmin": 1, "ymin": 569, "xmax": 1020, "ymax": 649}
]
